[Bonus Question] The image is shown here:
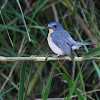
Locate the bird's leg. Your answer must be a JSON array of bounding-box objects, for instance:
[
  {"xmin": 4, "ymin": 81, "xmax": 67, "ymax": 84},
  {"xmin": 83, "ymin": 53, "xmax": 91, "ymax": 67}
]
[
  {"xmin": 45, "ymin": 53, "xmax": 48, "ymax": 61},
  {"xmin": 63, "ymin": 56, "xmax": 66, "ymax": 62},
  {"xmin": 60, "ymin": 55, "xmax": 66, "ymax": 61}
]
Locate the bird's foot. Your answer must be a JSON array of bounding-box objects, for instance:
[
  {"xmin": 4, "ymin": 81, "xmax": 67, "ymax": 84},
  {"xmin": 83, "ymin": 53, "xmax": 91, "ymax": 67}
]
[
  {"xmin": 53, "ymin": 55, "xmax": 60, "ymax": 60},
  {"xmin": 60, "ymin": 55, "xmax": 66, "ymax": 61},
  {"xmin": 53, "ymin": 55, "xmax": 67, "ymax": 61},
  {"xmin": 45, "ymin": 53, "xmax": 48, "ymax": 61}
]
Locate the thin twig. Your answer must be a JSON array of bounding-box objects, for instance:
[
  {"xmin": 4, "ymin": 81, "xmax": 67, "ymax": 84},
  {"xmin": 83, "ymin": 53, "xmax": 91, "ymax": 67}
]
[
  {"xmin": 0, "ymin": 71, "xmax": 19, "ymax": 91},
  {"xmin": 51, "ymin": 4, "xmax": 59, "ymax": 22},
  {"xmin": 0, "ymin": 39, "xmax": 28, "ymax": 93},
  {"xmin": 0, "ymin": 56, "xmax": 100, "ymax": 62},
  {"xmin": 1, "ymin": 0, "xmax": 8, "ymax": 10},
  {"xmin": 35, "ymin": 89, "xmax": 100, "ymax": 100}
]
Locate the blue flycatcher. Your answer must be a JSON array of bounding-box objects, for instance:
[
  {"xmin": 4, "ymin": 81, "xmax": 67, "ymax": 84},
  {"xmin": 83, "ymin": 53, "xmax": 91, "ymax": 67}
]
[{"xmin": 46, "ymin": 22, "xmax": 93, "ymax": 60}]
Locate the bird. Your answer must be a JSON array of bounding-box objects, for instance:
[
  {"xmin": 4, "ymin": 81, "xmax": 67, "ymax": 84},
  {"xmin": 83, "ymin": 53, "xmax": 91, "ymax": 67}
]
[{"xmin": 46, "ymin": 22, "xmax": 94, "ymax": 60}]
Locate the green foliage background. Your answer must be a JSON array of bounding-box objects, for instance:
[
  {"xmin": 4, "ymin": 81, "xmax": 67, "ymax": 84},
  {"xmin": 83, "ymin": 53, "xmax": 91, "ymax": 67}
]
[{"xmin": 0, "ymin": 0, "xmax": 100, "ymax": 100}]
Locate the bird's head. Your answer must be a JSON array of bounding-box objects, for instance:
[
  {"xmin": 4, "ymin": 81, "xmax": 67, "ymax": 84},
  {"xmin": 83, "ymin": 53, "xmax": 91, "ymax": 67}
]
[{"xmin": 46, "ymin": 22, "xmax": 63, "ymax": 31}]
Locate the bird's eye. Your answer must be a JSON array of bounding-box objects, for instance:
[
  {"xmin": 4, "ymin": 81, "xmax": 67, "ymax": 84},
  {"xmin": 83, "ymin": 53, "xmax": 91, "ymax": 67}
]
[{"xmin": 53, "ymin": 25, "xmax": 56, "ymax": 28}]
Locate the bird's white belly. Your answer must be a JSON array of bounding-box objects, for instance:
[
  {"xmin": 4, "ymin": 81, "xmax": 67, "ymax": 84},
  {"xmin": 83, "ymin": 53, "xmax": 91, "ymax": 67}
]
[
  {"xmin": 48, "ymin": 36, "xmax": 65, "ymax": 55},
  {"xmin": 72, "ymin": 45, "xmax": 81, "ymax": 50}
]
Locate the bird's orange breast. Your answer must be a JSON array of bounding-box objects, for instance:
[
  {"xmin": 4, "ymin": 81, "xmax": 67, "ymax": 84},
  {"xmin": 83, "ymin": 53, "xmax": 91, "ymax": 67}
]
[{"xmin": 48, "ymin": 29, "xmax": 54, "ymax": 38}]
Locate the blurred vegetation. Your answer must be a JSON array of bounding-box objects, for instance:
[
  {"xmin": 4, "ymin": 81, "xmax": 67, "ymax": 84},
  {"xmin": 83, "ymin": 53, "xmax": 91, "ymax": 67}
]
[{"xmin": 0, "ymin": 0, "xmax": 100, "ymax": 100}]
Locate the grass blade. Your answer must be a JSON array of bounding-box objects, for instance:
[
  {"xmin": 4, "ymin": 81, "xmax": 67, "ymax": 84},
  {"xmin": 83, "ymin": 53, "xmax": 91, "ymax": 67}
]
[
  {"xmin": 62, "ymin": 73, "xmax": 85, "ymax": 100},
  {"xmin": 42, "ymin": 67, "xmax": 55, "ymax": 100},
  {"xmin": 75, "ymin": 27, "xmax": 100, "ymax": 77},
  {"xmin": 55, "ymin": 66, "xmax": 85, "ymax": 100},
  {"xmin": 18, "ymin": 62, "xmax": 26, "ymax": 100},
  {"xmin": 83, "ymin": 47, "xmax": 100, "ymax": 60},
  {"xmin": 24, "ymin": 63, "xmax": 34, "ymax": 100},
  {"xmin": 16, "ymin": 0, "xmax": 31, "ymax": 41},
  {"xmin": 0, "ymin": 12, "xmax": 13, "ymax": 46}
]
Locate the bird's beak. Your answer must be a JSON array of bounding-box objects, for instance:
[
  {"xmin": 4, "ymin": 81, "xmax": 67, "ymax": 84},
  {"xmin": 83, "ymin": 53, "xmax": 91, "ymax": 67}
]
[
  {"xmin": 45, "ymin": 26, "xmax": 53, "ymax": 29},
  {"xmin": 45, "ymin": 27, "xmax": 49, "ymax": 29}
]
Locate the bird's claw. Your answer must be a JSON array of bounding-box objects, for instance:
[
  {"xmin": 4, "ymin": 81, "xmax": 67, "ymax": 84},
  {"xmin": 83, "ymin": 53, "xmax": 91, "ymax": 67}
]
[{"xmin": 53, "ymin": 55, "xmax": 60, "ymax": 60}]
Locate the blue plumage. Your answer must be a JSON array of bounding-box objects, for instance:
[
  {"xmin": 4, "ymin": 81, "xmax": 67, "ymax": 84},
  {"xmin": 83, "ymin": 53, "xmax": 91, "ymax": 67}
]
[{"xmin": 46, "ymin": 22, "xmax": 94, "ymax": 60}]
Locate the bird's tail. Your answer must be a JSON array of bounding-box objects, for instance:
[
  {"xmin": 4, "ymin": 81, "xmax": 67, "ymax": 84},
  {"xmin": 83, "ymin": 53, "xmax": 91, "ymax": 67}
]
[{"xmin": 74, "ymin": 41, "xmax": 94, "ymax": 46}]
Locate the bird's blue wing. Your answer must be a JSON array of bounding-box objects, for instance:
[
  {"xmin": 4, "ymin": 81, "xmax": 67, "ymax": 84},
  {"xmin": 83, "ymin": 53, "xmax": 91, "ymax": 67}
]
[
  {"xmin": 51, "ymin": 32, "xmax": 74, "ymax": 59},
  {"xmin": 60, "ymin": 30, "xmax": 75, "ymax": 45}
]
